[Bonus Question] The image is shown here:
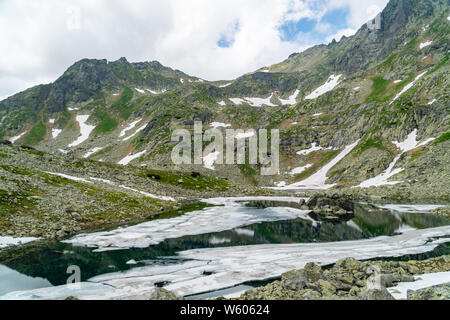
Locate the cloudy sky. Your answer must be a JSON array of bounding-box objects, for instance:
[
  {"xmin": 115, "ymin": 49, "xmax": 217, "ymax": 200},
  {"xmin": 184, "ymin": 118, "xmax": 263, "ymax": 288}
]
[{"xmin": 0, "ymin": 0, "xmax": 389, "ymax": 100}]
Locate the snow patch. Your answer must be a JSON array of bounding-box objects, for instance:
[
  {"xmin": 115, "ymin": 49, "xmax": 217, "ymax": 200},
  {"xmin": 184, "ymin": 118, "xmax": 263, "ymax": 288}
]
[
  {"xmin": 68, "ymin": 115, "xmax": 95, "ymax": 148},
  {"xmin": 9, "ymin": 131, "xmax": 26, "ymax": 143},
  {"xmin": 217, "ymin": 100, "xmax": 226, "ymax": 106},
  {"xmin": 119, "ymin": 119, "xmax": 142, "ymax": 137},
  {"xmin": 203, "ymin": 151, "xmax": 220, "ymax": 170},
  {"xmin": 305, "ymin": 74, "xmax": 342, "ymax": 100},
  {"xmin": 357, "ymin": 129, "xmax": 435, "ymax": 188},
  {"xmin": 428, "ymin": 99, "xmax": 436, "ymax": 105},
  {"xmin": 219, "ymin": 83, "xmax": 232, "ymax": 88},
  {"xmin": 122, "ymin": 124, "xmax": 146, "ymax": 142},
  {"xmin": 118, "ymin": 150, "xmax": 147, "ymax": 166},
  {"xmin": 235, "ymin": 130, "xmax": 255, "ymax": 139},
  {"xmin": 419, "ymin": 40, "xmax": 433, "ymax": 49},
  {"xmin": 51, "ymin": 129, "xmax": 62, "ymax": 139},
  {"xmin": 290, "ymin": 164, "xmax": 312, "ymax": 175},
  {"xmin": 135, "ymin": 88, "xmax": 145, "ymax": 94},
  {"xmin": 48, "ymin": 119, "xmax": 55, "ymax": 124},
  {"xmin": 245, "ymin": 93, "xmax": 277, "ymax": 107},
  {"xmin": 390, "ymin": 71, "xmax": 427, "ymax": 105},
  {"xmin": 83, "ymin": 147, "xmax": 103, "ymax": 159},
  {"xmin": 279, "ymin": 90, "xmax": 300, "ymax": 105},
  {"xmin": 210, "ymin": 122, "xmax": 231, "ymax": 129},
  {"xmin": 296, "ymin": 143, "xmax": 333, "ymax": 156},
  {"xmin": 271, "ymin": 141, "xmax": 359, "ymax": 190},
  {"xmin": 230, "ymin": 98, "xmax": 245, "ymax": 105}
]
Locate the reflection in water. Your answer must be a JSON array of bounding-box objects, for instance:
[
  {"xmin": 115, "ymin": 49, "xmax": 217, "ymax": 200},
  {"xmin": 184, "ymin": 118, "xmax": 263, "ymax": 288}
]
[{"xmin": 0, "ymin": 202, "xmax": 449, "ymax": 295}]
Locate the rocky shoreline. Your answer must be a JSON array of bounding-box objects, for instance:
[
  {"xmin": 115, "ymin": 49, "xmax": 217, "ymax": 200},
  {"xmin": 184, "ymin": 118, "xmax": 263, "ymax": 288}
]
[{"xmin": 237, "ymin": 255, "xmax": 450, "ymax": 300}]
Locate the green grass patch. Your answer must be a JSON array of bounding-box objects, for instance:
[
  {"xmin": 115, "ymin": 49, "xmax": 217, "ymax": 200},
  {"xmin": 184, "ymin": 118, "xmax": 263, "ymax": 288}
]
[
  {"xmin": 435, "ymin": 132, "xmax": 450, "ymax": 144},
  {"xmin": 111, "ymin": 87, "xmax": 135, "ymax": 120},
  {"xmin": 365, "ymin": 77, "xmax": 390, "ymax": 103},
  {"xmin": 92, "ymin": 108, "xmax": 118, "ymax": 135},
  {"xmin": 21, "ymin": 121, "xmax": 47, "ymax": 145},
  {"xmin": 353, "ymin": 138, "xmax": 391, "ymax": 156}
]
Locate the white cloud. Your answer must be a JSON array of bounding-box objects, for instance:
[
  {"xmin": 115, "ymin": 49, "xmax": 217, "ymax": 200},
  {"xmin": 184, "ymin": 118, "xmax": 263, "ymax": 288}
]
[{"xmin": 0, "ymin": 0, "xmax": 388, "ymax": 100}]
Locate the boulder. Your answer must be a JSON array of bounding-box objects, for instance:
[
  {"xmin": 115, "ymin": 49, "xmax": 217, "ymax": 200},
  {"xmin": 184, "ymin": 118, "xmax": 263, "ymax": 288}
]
[
  {"xmin": 407, "ymin": 283, "xmax": 450, "ymax": 300},
  {"xmin": 149, "ymin": 288, "xmax": 180, "ymax": 300}
]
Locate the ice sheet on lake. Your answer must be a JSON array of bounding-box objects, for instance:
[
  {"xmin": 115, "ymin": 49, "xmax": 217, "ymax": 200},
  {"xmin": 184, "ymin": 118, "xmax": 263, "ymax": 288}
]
[
  {"xmin": 63, "ymin": 197, "xmax": 311, "ymax": 251},
  {"xmin": 7, "ymin": 225, "xmax": 449, "ymax": 300},
  {"xmin": 0, "ymin": 236, "xmax": 38, "ymax": 249},
  {"xmin": 305, "ymin": 74, "xmax": 342, "ymax": 100},
  {"xmin": 68, "ymin": 115, "xmax": 95, "ymax": 147},
  {"xmin": 388, "ymin": 271, "xmax": 450, "ymax": 300}
]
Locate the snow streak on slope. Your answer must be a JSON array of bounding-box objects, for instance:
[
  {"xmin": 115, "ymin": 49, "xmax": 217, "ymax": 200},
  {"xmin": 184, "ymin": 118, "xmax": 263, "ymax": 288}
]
[
  {"xmin": 45, "ymin": 172, "xmax": 174, "ymax": 201},
  {"xmin": 305, "ymin": 75, "xmax": 342, "ymax": 100},
  {"xmin": 296, "ymin": 143, "xmax": 334, "ymax": 156},
  {"xmin": 357, "ymin": 129, "xmax": 435, "ymax": 188},
  {"xmin": 83, "ymin": 147, "xmax": 103, "ymax": 158},
  {"xmin": 118, "ymin": 150, "xmax": 147, "ymax": 165},
  {"xmin": 271, "ymin": 140, "xmax": 359, "ymax": 190},
  {"xmin": 279, "ymin": 90, "xmax": 300, "ymax": 105},
  {"xmin": 122, "ymin": 124, "xmax": 146, "ymax": 141},
  {"xmin": 390, "ymin": 71, "xmax": 427, "ymax": 105},
  {"xmin": 8, "ymin": 131, "xmax": 26, "ymax": 144},
  {"xmin": 245, "ymin": 93, "xmax": 277, "ymax": 107},
  {"xmin": 68, "ymin": 115, "xmax": 95, "ymax": 148},
  {"xmin": 119, "ymin": 119, "xmax": 142, "ymax": 137}
]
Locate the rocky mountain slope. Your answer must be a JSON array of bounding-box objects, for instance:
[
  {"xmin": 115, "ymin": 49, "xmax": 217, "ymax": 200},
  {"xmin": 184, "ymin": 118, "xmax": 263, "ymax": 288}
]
[{"xmin": 0, "ymin": 0, "xmax": 449, "ymax": 204}]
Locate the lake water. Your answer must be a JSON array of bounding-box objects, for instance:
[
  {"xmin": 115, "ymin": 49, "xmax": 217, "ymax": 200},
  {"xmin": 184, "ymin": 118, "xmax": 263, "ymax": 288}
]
[{"xmin": 0, "ymin": 198, "xmax": 449, "ymax": 299}]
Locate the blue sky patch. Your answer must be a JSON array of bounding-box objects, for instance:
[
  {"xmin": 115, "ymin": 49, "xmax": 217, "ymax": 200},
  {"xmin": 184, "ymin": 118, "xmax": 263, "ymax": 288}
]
[
  {"xmin": 321, "ymin": 7, "xmax": 350, "ymax": 30},
  {"xmin": 217, "ymin": 22, "xmax": 240, "ymax": 48},
  {"xmin": 279, "ymin": 18, "xmax": 317, "ymax": 41},
  {"xmin": 279, "ymin": 6, "xmax": 350, "ymax": 43}
]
